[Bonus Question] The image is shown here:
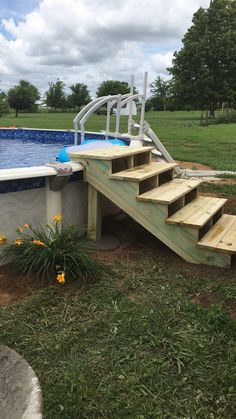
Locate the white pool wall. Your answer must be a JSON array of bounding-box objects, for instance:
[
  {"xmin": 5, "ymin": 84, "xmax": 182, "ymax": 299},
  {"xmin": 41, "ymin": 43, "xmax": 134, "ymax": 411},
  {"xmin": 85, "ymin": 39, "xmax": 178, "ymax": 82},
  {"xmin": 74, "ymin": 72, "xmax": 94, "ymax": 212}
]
[{"xmin": 0, "ymin": 165, "xmax": 117, "ymax": 242}]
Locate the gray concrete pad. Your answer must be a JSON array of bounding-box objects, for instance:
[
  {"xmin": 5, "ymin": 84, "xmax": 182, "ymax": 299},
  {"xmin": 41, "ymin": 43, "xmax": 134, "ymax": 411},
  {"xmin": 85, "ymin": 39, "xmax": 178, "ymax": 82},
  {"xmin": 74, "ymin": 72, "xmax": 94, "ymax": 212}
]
[
  {"xmin": 87, "ymin": 235, "xmax": 120, "ymax": 251},
  {"xmin": 0, "ymin": 346, "xmax": 42, "ymax": 419}
]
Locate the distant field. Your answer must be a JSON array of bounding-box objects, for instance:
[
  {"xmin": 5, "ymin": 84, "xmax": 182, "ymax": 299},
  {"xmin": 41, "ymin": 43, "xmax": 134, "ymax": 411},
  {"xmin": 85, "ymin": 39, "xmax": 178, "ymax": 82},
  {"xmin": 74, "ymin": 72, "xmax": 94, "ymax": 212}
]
[{"xmin": 1, "ymin": 111, "xmax": 236, "ymax": 171}]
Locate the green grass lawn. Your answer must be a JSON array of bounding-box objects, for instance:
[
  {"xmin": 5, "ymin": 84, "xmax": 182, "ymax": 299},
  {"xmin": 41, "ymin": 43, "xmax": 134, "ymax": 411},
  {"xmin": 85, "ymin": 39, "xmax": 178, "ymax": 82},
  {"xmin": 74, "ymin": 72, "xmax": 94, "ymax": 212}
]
[
  {"xmin": 199, "ymin": 182, "xmax": 236, "ymax": 197},
  {"xmin": 1, "ymin": 111, "xmax": 236, "ymax": 171},
  {"xmin": 0, "ymin": 244, "xmax": 236, "ymax": 418}
]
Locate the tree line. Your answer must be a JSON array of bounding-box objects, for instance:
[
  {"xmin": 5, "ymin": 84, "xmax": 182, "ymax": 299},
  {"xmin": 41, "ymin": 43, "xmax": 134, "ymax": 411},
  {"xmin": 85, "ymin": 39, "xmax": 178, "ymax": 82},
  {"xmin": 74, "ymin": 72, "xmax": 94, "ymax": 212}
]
[
  {"xmin": 1, "ymin": 0, "xmax": 235, "ymax": 118},
  {"xmin": 0, "ymin": 79, "xmax": 133, "ymax": 117}
]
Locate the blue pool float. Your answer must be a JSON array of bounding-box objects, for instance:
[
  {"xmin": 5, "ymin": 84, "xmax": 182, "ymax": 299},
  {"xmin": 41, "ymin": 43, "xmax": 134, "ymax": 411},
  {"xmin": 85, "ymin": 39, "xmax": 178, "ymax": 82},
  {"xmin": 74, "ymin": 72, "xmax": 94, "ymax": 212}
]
[
  {"xmin": 57, "ymin": 139, "xmax": 127, "ymax": 163},
  {"xmin": 57, "ymin": 147, "xmax": 70, "ymax": 163}
]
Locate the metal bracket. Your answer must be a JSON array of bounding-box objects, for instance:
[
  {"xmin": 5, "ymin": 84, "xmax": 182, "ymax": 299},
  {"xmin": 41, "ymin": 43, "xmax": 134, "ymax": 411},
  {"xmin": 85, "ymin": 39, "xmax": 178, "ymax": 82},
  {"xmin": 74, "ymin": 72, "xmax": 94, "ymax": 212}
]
[{"xmin": 45, "ymin": 163, "xmax": 73, "ymax": 191}]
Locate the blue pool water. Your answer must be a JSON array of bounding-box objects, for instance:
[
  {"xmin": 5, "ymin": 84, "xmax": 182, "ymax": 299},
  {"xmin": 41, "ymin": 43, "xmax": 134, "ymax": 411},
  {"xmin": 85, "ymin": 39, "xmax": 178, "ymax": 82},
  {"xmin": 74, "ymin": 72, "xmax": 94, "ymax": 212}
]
[
  {"xmin": 0, "ymin": 138, "xmax": 64, "ymax": 169},
  {"xmin": 0, "ymin": 129, "xmax": 128, "ymax": 170}
]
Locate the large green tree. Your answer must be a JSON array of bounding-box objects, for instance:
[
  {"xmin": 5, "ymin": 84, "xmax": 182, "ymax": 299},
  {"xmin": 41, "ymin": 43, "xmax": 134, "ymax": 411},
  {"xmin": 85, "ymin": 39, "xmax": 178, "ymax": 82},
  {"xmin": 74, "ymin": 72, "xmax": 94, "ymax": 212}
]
[
  {"xmin": 45, "ymin": 79, "xmax": 67, "ymax": 110},
  {"xmin": 150, "ymin": 76, "xmax": 172, "ymax": 111},
  {"xmin": 169, "ymin": 0, "xmax": 236, "ymax": 115},
  {"xmin": 7, "ymin": 80, "xmax": 40, "ymax": 117},
  {"xmin": 96, "ymin": 80, "xmax": 131, "ymax": 97},
  {"xmin": 67, "ymin": 83, "xmax": 91, "ymax": 110}
]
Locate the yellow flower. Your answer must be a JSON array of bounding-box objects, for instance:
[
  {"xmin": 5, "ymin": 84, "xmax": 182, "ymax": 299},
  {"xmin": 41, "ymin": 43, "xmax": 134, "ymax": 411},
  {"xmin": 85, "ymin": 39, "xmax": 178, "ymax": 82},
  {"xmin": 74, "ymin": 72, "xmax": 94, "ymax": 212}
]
[
  {"xmin": 53, "ymin": 214, "xmax": 62, "ymax": 222},
  {"xmin": 0, "ymin": 235, "xmax": 7, "ymax": 244},
  {"xmin": 56, "ymin": 272, "xmax": 65, "ymax": 284},
  {"xmin": 15, "ymin": 238, "xmax": 23, "ymax": 245},
  {"xmin": 17, "ymin": 226, "xmax": 23, "ymax": 234},
  {"xmin": 24, "ymin": 223, "xmax": 30, "ymax": 228},
  {"xmin": 32, "ymin": 239, "xmax": 46, "ymax": 247}
]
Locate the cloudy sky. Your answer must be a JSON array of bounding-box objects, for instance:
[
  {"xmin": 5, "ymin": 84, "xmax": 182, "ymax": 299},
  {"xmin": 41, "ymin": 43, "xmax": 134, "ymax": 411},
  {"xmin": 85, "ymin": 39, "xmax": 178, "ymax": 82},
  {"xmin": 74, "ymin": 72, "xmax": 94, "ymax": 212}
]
[{"xmin": 0, "ymin": 0, "xmax": 210, "ymax": 97}]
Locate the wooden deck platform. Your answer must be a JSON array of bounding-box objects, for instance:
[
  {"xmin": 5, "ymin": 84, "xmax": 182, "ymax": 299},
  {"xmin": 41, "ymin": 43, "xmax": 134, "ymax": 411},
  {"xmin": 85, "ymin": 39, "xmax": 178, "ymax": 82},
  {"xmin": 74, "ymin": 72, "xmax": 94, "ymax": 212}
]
[{"xmin": 69, "ymin": 146, "xmax": 153, "ymax": 160}]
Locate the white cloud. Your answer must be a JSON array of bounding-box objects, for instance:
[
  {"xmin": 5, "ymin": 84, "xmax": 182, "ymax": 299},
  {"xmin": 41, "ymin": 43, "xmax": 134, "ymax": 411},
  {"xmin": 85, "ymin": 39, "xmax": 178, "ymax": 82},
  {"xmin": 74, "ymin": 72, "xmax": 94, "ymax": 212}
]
[
  {"xmin": 0, "ymin": 0, "xmax": 210, "ymax": 95},
  {"xmin": 151, "ymin": 52, "xmax": 174, "ymax": 74}
]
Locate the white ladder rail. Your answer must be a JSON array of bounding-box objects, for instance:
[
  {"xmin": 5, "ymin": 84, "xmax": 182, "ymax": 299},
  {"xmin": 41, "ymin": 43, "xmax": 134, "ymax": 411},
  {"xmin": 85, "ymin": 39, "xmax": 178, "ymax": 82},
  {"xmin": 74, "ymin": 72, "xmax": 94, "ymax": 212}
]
[
  {"xmin": 131, "ymin": 119, "xmax": 175, "ymax": 163},
  {"xmin": 73, "ymin": 97, "xmax": 108, "ymax": 145},
  {"xmin": 145, "ymin": 127, "xmax": 175, "ymax": 163},
  {"xmin": 74, "ymin": 93, "xmax": 132, "ymax": 144},
  {"xmin": 72, "ymin": 73, "xmax": 151, "ymax": 146}
]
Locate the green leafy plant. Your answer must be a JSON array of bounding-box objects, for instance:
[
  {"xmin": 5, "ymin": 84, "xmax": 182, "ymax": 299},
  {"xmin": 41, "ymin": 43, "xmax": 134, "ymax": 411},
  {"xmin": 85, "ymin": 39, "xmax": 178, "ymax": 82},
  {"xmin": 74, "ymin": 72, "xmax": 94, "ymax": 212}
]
[
  {"xmin": 0, "ymin": 215, "xmax": 107, "ymax": 284},
  {"xmin": 213, "ymin": 110, "xmax": 236, "ymax": 125}
]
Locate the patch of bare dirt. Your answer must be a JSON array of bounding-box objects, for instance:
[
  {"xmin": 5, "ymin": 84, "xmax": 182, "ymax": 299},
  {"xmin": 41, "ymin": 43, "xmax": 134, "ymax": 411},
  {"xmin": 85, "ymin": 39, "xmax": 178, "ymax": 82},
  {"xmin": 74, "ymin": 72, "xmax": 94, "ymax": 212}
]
[
  {"xmin": 226, "ymin": 301, "xmax": 236, "ymax": 320},
  {"xmin": 203, "ymin": 179, "xmax": 236, "ymax": 185},
  {"xmin": 200, "ymin": 192, "xmax": 219, "ymax": 198},
  {"xmin": 0, "ymin": 267, "xmax": 44, "ymax": 307},
  {"xmin": 191, "ymin": 292, "xmax": 236, "ymax": 320},
  {"xmin": 191, "ymin": 292, "xmax": 218, "ymax": 307}
]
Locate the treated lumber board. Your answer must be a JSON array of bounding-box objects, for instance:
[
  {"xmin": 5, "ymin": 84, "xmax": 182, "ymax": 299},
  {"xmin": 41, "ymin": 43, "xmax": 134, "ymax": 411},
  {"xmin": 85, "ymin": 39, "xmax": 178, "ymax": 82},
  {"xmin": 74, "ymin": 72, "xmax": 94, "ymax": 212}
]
[
  {"xmin": 110, "ymin": 162, "xmax": 177, "ymax": 181},
  {"xmin": 68, "ymin": 146, "xmax": 153, "ymax": 161},
  {"xmin": 87, "ymin": 184, "xmax": 102, "ymax": 241},
  {"xmin": 166, "ymin": 196, "xmax": 227, "ymax": 228},
  {"xmin": 197, "ymin": 214, "xmax": 236, "ymax": 254},
  {"xmin": 137, "ymin": 179, "xmax": 201, "ymax": 204}
]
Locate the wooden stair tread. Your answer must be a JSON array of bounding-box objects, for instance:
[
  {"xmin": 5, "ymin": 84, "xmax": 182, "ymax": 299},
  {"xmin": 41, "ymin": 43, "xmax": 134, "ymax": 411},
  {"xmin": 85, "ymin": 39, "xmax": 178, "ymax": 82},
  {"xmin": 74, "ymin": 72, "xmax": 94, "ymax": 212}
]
[
  {"xmin": 166, "ymin": 196, "xmax": 227, "ymax": 228},
  {"xmin": 68, "ymin": 146, "xmax": 153, "ymax": 160},
  {"xmin": 110, "ymin": 162, "xmax": 177, "ymax": 181},
  {"xmin": 197, "ymin": 214, "xmax": 236, "ymax": 254},
  {"xmin": 137, "ymin": 179, "xmax": 201, "ymax": 204}
]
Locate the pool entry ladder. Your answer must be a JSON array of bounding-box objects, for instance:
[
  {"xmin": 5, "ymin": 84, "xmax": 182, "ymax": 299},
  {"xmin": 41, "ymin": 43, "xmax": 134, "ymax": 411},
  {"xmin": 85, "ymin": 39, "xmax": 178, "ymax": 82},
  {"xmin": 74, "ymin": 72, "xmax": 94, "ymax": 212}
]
[{"xmin": 72, "ymin": 73, "xmax": 174, "ymax": 164}]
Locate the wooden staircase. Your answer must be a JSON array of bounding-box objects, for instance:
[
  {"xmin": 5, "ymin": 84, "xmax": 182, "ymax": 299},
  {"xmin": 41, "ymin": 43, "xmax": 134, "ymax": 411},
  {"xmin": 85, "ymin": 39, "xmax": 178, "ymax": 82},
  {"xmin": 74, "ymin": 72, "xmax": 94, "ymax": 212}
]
[{"xmin": 68, "ymin": 146, "xmax": 236, "ymax": 268}]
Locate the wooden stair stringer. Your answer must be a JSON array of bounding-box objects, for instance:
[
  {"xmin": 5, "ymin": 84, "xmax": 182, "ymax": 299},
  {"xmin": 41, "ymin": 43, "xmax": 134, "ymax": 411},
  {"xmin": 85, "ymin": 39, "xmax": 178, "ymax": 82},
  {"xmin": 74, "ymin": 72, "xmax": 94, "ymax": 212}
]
[{"xmin": 85, "ymin": 160, "xmax": 231, "ymax": 268}]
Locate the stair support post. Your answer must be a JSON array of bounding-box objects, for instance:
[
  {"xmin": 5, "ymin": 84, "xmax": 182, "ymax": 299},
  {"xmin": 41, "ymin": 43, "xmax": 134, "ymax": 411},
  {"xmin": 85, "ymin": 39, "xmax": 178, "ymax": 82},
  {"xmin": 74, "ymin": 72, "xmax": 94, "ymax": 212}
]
[{"xmin": 87, "ymin": 184, "xmax": 102, "ymax": 241}]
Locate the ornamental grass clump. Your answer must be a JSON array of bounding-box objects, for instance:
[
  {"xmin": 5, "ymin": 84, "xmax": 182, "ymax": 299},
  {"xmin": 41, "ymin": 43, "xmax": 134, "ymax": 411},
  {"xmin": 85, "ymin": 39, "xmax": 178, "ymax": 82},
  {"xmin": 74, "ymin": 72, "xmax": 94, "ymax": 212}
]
[{"xmin": 0, "ymin": 214, "xmax": 107, "ymax": 284}]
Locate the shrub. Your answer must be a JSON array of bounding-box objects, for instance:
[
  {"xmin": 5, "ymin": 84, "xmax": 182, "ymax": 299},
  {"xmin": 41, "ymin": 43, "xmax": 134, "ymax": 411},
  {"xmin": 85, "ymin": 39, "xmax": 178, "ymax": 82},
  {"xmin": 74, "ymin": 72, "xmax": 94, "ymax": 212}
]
[
  {"xmin": 0, "ymin": 97, "xmax": 10, "ymax": 117},
  {"xmin": 0, "ymin": 215, "xmax": 107, "ymax": 284},
  {"xmin": 184, "ymin": 105, "xmax": 193, "ymax": 112},
  {"xmin": 96, "ymin": 106, "xmax": 107, "ymax": 115},
  {"xmin": 145, "ymin": 99, "xmax": 152, "ymax": 112},
  {"xmin": 213, "ymin": 110, "xmax": 236, "ymax": 124}
]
